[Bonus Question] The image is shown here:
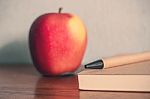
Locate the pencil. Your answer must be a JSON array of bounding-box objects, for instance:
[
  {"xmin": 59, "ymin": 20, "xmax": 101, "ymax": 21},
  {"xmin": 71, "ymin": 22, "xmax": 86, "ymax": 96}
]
[{"xmin": 85, "ymin": 51, "xmax": 150, "ymax": 69}]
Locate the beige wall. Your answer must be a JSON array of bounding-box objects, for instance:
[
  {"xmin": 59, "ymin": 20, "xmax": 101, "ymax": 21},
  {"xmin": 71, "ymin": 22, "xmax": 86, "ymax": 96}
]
[{"xmin": 0, "ymin": 0, "xmax": 150, "ymax": 64}]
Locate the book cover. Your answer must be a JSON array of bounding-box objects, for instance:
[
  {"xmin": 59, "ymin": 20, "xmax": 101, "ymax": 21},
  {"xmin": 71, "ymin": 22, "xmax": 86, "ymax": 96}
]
[{"xmin": 78, "ymin": 61, "xmax": 150, "ymax": 92}]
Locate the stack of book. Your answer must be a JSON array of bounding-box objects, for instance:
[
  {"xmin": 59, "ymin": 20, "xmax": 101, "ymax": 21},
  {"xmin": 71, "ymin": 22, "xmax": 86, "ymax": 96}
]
[{"xmin": 78, "ymin": 61, "xmax": 150, "ymax": 92}]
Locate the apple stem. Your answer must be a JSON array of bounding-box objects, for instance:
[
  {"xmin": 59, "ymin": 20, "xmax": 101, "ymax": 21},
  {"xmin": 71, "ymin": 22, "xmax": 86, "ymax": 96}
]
[{"xmin": 59, "ymin": 7, "xmax": 63, "ymax": 13}]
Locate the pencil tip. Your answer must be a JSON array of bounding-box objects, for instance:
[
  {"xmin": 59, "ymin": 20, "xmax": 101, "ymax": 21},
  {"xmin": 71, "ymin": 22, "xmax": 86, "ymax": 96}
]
[{"xmin": 84, "ymin": 59, "xmax": 104, "ymax": 69}]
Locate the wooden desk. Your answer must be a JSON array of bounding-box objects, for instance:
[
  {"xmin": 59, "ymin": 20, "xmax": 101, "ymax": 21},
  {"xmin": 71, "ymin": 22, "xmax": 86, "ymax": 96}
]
[{"xmin": 0, "ymin": 64, "xmax": 150, "ymax": 99}]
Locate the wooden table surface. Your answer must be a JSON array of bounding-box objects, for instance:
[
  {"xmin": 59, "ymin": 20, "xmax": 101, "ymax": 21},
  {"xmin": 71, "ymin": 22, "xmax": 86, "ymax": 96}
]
[{"xmin": 0, "ymin": 64, "xmax": 150, "ymax": 99}]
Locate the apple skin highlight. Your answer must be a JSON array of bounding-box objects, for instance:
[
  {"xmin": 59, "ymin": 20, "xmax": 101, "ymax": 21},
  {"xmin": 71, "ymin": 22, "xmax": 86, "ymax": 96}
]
[{"xmin": 29, "ymin": 12, "xmax": 87, "ymax": 76}]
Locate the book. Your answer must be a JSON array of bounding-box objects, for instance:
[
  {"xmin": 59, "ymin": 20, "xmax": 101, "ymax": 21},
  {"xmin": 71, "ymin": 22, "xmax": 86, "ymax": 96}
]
[{"xmin": 78, "ymin": 61, "xmax": 150, "ymax": 92}]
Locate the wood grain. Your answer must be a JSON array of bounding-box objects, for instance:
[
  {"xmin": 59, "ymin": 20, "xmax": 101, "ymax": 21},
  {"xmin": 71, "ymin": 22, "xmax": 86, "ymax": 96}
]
[
  {"xmin": 0, "ymin": 64, "xmax": 150, "ymax": 99},
  {"xmin": 0, "ymin": 64, "xmax": 79, "ymax": 99}
]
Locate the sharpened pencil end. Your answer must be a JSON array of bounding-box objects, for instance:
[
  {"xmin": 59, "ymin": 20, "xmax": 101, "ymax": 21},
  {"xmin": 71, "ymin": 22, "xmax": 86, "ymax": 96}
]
[{"xmin": 85, "ymin": 59, "xmax": 104, "ymax": 69}]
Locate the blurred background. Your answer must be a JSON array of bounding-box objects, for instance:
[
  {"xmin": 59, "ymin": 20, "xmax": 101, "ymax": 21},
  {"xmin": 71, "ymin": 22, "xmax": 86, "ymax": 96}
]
[{"xmin": 0, "ymin": 0, "xmax": 150, "ymax": 64}]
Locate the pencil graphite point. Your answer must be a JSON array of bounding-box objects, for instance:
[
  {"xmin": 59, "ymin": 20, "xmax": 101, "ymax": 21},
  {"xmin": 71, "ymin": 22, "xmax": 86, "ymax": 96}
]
[{"xmin": 85, "ymin": 59, "xmax": 104, "ymax": 69}]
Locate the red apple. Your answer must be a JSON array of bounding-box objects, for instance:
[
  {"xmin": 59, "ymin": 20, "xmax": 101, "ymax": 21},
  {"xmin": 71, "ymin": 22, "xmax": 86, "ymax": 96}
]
[{"xmin": 29, "ymin": 8, "xmax": 87, "ymax": 76}]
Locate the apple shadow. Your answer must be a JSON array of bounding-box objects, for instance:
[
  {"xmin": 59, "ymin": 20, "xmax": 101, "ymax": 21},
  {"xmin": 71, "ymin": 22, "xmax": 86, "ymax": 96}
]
[
  {"xmin": 0, "ymin": 40, "xmax": 40, "ymax": 76},
  {"xmin": 0, "ymin": 40, "xmax": 31, "ymax": 64}
]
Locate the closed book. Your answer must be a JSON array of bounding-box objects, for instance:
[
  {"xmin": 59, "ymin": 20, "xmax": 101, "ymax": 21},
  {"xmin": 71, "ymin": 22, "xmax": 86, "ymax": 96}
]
[{"xmin": 78, "ymin": 61, "xmax": 150, "ymax": 92}]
